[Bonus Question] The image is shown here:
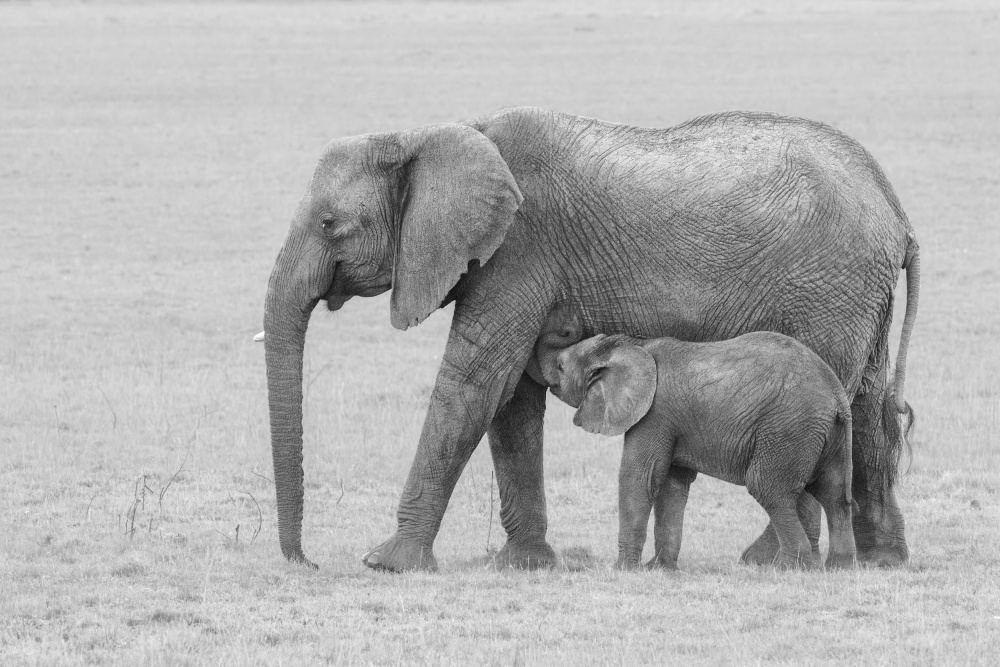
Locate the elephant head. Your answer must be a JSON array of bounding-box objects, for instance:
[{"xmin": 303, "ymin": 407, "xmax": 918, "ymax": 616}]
[
  {"xmin": 552, "ymin": 335, "xmax": 658, "ymax": 437},
  {"xmin": 263, "ymin": 124, "xmax": 523, "ymax": 565}
]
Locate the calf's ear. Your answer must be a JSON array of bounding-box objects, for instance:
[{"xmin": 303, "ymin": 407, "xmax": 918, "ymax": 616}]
[{"xmin": 574, "ymin": 344, "xmax": 657, "ymax": 436}]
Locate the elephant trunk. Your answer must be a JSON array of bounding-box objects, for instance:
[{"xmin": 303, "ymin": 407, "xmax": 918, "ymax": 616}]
[{"xmin": 263, "ymin": 233, "xmax": 333, "ymax": 568}]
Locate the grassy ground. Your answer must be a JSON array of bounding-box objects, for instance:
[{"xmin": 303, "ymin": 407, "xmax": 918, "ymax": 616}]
[{"xmin": 2, "ymin": 0, "xmax": 999, "ymax": 663}]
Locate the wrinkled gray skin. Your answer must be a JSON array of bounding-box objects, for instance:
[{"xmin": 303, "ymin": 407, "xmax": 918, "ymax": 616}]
[
  {"xmin": 526, "ymin": 305, "xmax": 585, "ymax": 386},
  {"xmin": 552, "ymin": 332, "xmax": 857, "ymax": 570},
  {"xmin": 262, "ymin": 107, "xmax": 920, "ymax": 571}
]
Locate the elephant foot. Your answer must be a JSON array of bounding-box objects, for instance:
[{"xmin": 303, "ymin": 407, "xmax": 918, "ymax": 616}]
[
  {"xmin": 491, "ymin": 539, "xmax": 557, "ymax": 570},
  {"xmin": 740, "ymin": 526, "xmax": 780, "ymax": 566},
  {"xmin": 615, "ymin": 557, "xmax": 640, "ymax": 571},
  {"xmin": 857, "ymin": 545, "xmax": 908, "ymax": 568},
  {"xmin": 645, "ymin": 556, "xmax": 678, "ymax": 571},
  {"xmin": 741, "ymin": 526, "xmax": 820, "ymax": 566},
  {"xmin": 362, "ymin": 534, "xmax": 438, "ymax": 572},
  {"xmin": 773, "ymin": 551, "xmax": 819, "ymax": 571},
  {"xmin": 825, "ymin": 552, "xmax": 857, "ymax": 570},
  {"xmin": 854, "ymin": 520, "xmax": 909, "ymax": 568}
]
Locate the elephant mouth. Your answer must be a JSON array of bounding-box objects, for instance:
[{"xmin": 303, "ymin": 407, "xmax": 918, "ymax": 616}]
[
  {"xmin": 550, "ymin": 385, "xmax": 582, "ymax": 409},
  {"xmin": 325, "ymin": 293, "xmax": 352, "ymax": 312},
  {"xmin": 323, "ymin": 263, "xmax": 391, "ymax": 311}
]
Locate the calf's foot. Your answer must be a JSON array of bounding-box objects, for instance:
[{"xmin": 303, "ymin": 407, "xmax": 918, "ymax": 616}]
[
  {"xmin": 773, "ymin": 550, "xmax": 819, "ymax": 570},
  {"xmin": 740, "ymin": 525, "xmax": 780, "ymax": 565},
  {"xmin": 741, "ymin": 525, "xmax": 820, "ymax": 565}
]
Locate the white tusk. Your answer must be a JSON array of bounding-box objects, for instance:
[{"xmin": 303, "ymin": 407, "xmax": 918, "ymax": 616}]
[{"xmin": 253, "ymin": 331, "xmax": 265, "ymax": 343}]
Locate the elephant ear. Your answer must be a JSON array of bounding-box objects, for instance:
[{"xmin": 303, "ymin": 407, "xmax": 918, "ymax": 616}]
[
  {"xmin": 574, "ymin": 343, "xmax": 657, "ymax": 436},
  {"xmin": 389, "ymin": 124, "xmax": 523, "ymax": 330}
]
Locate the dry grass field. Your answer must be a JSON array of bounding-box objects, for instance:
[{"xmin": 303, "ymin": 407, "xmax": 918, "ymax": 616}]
[{"xmin": 2, "ymin": 0, "xmax": 998, "ymax": 664}]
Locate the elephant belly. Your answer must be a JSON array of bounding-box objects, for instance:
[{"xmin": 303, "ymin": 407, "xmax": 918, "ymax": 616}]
[{"xmin": 670, "ymin": 440, "xmax": 750, "ymax": 488}]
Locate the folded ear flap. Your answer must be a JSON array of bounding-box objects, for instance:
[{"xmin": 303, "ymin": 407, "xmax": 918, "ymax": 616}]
[
  {"xmin": 574, "ymin": 344, "xmax": 657, "ymax": 436},
  {"xmin": 389, "ymin": 124, "xmax": 523, "ymax": 330}
]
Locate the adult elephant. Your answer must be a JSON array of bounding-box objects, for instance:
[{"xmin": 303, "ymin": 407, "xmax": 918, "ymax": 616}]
[{"xmin": 261, "ymin": 107, "xmax": 919, "ymax": 571}]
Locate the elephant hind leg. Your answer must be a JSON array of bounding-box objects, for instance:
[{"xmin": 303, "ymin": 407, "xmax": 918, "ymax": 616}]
[
  {"xmin": 740, "ymin": 480, "xmax": 821, "ymax": 567},
  {"xmin": 487, "ymin": 373, "xmax": 557, "ymax": 569},
  {"xmin": 805, "ymin": 479, "xmax": 857, "ymax": 569},
  {"xmin": 754, "ymin": 496, "xmax": 816, "ymax": 570},
  {"xmin": 746, "ymin": 463, "xmax": 817, "ymax": 570},
  {"xmin": 851, "ymin": 362, "xmax": 909, "ymax": 567}
]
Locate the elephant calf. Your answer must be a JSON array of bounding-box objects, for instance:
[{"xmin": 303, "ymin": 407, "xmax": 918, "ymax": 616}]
[{"xmin": 552, "ymin": 332, "xmax": 856, "ymax": 570}]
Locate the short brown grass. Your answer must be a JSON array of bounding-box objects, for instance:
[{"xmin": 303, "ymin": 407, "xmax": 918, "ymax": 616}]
[{"xmin": 2, "ymin": 0, "xmax": 998, "ymax": 664}]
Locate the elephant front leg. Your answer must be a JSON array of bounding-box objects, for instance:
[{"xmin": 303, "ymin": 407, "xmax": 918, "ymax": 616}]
[
  {"xmin": 648, "ymin": 466, "xmax": 697, "ymax": 570},
  {"xmin": 617, "ymin": 432, "xmax": 661, "ymax": 570},
  {"xmin": 362, "ymin": 369, "xmax": 507, "ymax": 572},
  {"xmin": 362, "ymin": 297, "xmax": 547, "ymax": 573},
  {"xmin": 486, "ymin": 374, "xmax": 557, "ymax": 569}
]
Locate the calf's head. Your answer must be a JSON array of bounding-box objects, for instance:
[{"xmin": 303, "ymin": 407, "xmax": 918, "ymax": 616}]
[{"xmin": 552, "ymin": 335, "xmax": 658, "ymax": 436}]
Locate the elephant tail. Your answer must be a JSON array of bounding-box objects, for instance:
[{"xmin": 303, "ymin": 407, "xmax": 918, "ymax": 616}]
[
  {"xmin": 835, "ymin": 404, "xmax": 854, "ymax": 507},
  {"xmin": 883, "ymin": 378, "xmax": 915, "ymax": 475},
  {"xmin": 892, "ymin": 234, "xmax": 920, "ymax": 413}
]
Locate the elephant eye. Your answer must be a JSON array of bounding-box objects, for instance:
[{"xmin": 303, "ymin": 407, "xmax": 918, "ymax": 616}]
[
  {"xmin": 587, "ymin": 368, "xmax": 603, "ymax": 385},
  {"xmin": 320, "ymin": 218, "xmax": 334, "ymax": 231}
]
